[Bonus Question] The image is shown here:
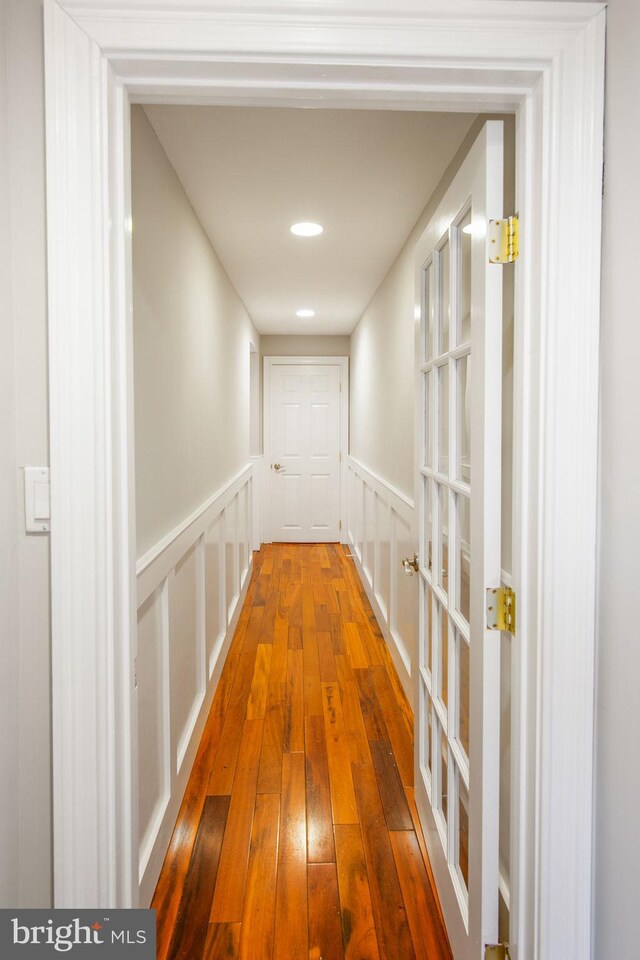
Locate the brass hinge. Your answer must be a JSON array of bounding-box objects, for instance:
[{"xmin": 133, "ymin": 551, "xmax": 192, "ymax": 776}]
[
  {"xmin": 488, "ymin": 214, "xmax": 519, "ymax": 263},
  {"xmin": 485, "ymin": 945, "xmax": 511, "ymax": 960},
  {"xmin": 486, "ymin": 586, "xmax": 516, "ymax": 634},
  {"xmin": 339, "ymin": 520, "xmax": 342, "ymax": 530}
]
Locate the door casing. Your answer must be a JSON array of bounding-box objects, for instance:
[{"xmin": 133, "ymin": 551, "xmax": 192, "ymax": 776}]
[
  {"xmin": 43, "ymin": 3, "xmax": 606, "ymax": 960},
  {"xmin": 263, "ymin": 356, "xmax": 349, "ymax": 544}
]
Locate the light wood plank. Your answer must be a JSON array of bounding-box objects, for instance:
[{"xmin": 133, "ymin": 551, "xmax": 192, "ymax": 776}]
[
  {"xmin": 321, "ymin": 682, "xmax": 359, "ymax": 825},
  {"xmin": 305, "ymin": 714, "xmax": 335, "ymax": 863},
  {"xmin": 210, "ymin": 718, "xmax": 264, "ymax": 922},
  {"xmin": 246, "ymin": 643, "xmax": 272, "ymax": 720},
  {"xmin": 274, "ymin": 753, "xmax": 308, "ymax": 959},
  {"xmin": 238, "ymin": 793, "xmax": 280, "ymax": 960}
]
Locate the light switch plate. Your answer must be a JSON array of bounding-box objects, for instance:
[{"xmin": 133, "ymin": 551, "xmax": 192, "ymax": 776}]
[{"xmin": 24, "ymin": 466, "xmax": 50, "ymax": 533}]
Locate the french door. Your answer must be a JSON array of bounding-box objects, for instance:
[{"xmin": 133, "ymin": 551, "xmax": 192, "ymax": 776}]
[{"xmin": 414, "ymin": 122, "xmax": 504, "ymax": 959}]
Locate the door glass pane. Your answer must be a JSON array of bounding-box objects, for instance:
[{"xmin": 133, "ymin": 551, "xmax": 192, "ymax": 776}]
[
  {"xmin": 435, "ymin": 601, "xmax": 448, "ymax": 710},
  {"xmin": 441, "ymin": 736, "xmax": 449, "ymax": 826},
  {"xmin": 424, "ymin": 477, "xmax": 433, "ymax": 577},
  {"xmin": 438, "ymin": 240, "xmax": 450, "ymax": 354},
  {"xmin": 438, "ymin": 363, "xmax": 449, "ymax": 474},
  {"xmin": 456, "ymin": 354, "xmax": 471, "ymax": 483},
  {"xmin": 458, "ymin": 770, "xmax": 470, "ymax": 890},
  {"xmin": 458, "ymin": 635, "xmax": 470, "ymax": 759},
  {"xmin": 455, "ymin": 493, "xmax": 470, "ymax": 624},
  {"xmin": 427, "ymin": 699, "xmax": 433, "ymax": 779},
  {"xmin": 423, "ymin": 371, "xmax": 433, "ymax": 469},
  {"xmin": 438, "ymin": 483, "xmax": 449, "ymax": 589},
  {"xmin": 423, "ymin": 262, "xmax": 434, "ymax": 362},
  {"xmin": 423, "ymin": 581, "xmax": 433, "ymax": 676},
  {"xmin": 459, "ymin": 210, "xmax": 472, "ymax": 344}
]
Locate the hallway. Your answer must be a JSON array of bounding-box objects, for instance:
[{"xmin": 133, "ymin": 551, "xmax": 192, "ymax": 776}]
[{"xmin": 152, "ymin": 542, "xmax": 451, "ymax": 960}]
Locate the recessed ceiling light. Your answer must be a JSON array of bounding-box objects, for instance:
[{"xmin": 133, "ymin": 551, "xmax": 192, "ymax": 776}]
[
  {"xmin": 462, "ymin": 223, "xmax": 474, "ymax": 235},
  {"xmin": 296, "ymin": 308, "xmax": 316, "ymax": 318},
  {"xmin": 290, "ymin": 222, "xmax": 323, "ymax": 237}
]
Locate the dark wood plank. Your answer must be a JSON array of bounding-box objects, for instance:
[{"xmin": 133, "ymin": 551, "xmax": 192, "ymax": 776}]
[
  {"xmin": 238, "ymin": 792, "xmax": 279, "ymax": 960},
  {"xmin": 284, "ymin": 648, "xmax": 304, "ymax": 752},
  {"xmin": 353, "ymin": 668, "xmax": 389, "ymax": 744},
  {"xmin": 203, "ymin": 923, "xmax": 241, "ymax": 960},
  {"xmin": 167, "ymin": 795, "xmax": 230, "ymax": 960},
  {"xmin": 389, "ymin": 830, "xmax": 452, "ymax": 960},
  {"xmin": 305, "ymin": 714, "xmax": 335, "ymax": 863},
  {"xmin": 210, "ymin": 718, "xmax": 264, "ymax": 922},
  {"xmin": 371, "ymin": 665, "xmax": 414, "ymax": 788},
  {"xmin": 352, "ymin": 763, "xmax": 415, "ymax": 960},
  {"xmin": 274, "ymin": 752, "xmax": 308, "ymax": 959},
  {"xmin": 370, "ymin": 741, "xmax": 413, "ymax": 831},
  {"xmin": 334, "ymin": 824, "xmax": 380, "ymax": 960},
  {"xmin": 308, "ymin": 863, "xmax": 345, "ymax": 960}
]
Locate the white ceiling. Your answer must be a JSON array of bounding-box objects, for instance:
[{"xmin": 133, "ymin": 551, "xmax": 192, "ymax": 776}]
[{"xmin": 143, "ymin": 105, "xmax": 476, "ymax": 335}]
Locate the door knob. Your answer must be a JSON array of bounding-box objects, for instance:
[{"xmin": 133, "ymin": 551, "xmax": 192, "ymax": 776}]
[
  {"xmin": 402, "ymin": 554, "xmax": 419, "ymax": 576},
  {"xmin": 272, "ymin": 463, "xmax": 283, "ymax": 471}
]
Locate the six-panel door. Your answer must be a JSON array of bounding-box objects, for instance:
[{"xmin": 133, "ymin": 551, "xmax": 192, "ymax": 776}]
[{"xmin": 268, "ymin": 363, "xmax": 342, "ymax": 542}]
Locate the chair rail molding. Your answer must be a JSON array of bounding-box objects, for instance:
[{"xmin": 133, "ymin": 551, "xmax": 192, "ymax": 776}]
[{"xmin": 44, "ymin": 3, "xmax": 605, "ymax": 959}]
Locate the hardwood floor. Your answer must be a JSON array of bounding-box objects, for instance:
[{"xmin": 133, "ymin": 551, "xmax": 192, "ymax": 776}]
[{"xmin": 152, "ymin": 543, "xmax": 452, "ymax": 960}]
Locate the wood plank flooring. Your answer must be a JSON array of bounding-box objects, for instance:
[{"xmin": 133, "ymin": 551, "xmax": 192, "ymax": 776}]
[{"xmin": 152, "ymin": 543, "xmax": 452, "ymax": 960}]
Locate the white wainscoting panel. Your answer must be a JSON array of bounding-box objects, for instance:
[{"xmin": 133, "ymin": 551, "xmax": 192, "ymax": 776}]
[
  {"xmin": 347, "ymin": 457, "xmax": 416, "ymax": 705},
  {"xmin": 135, "ymin": 463, "xmax": 254, "ymax": 905}
]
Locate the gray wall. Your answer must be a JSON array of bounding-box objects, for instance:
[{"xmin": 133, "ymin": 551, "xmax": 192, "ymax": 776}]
[
  {"xmin": 0, "ymin": 0, "xmax": 52, "ymax": 909},
  {"xmin": 261, "ymin": 334, "xmax": 349, "ymax": 357},
  {"xmin": 594, "ymin": 0, "xmax": 640, "ymax": 954},
  {"xmin": 132, "ymin": 107, "xmax": 260, "ymax": 558}
]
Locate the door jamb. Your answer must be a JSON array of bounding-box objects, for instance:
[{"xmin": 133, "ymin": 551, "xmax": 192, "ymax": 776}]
[{"xmin": 263, "ymin": 355, "xmax": 349, "ymax": 545}]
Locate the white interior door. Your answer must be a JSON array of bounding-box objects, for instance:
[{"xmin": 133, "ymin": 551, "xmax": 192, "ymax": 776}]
[
  {"xmin": 414, "ymin": 122, "xmax": 504, "ymax": 959},
  {"xmin": 268, "ymin": 362, "xmax": 342, "ymax": 542}
]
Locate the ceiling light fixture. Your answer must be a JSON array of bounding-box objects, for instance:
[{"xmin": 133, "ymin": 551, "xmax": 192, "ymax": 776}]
[
  {"xmin": 290, "ymin": 221, "xmax": 323, "ymax": 237},
  {"xmin": 296, "ymin": 308, "xmax": 316, "ymax": 318}
]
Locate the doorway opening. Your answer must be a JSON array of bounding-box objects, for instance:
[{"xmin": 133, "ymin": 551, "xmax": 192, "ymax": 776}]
[{"xmin": 44, "ymin": 7, "xmax": 605, "ymax": 959}]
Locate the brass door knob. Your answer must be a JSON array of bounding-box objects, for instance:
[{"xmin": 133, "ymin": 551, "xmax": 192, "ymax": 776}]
[
  {"xmin": 272, "ymin": 463, "xmax": 283, "ymax": 471},
  {"xmin": 402, "ymin": 554, "xmax": 419, "ymax": 576}
]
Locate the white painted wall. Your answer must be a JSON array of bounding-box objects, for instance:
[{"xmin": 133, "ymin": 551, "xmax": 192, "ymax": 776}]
[
  {"xmin": 594, "ymin": 0, "xmax": 640, "ymax": 955},
  {"xmin": 132, "ymin": 106, "xmax": 261, "ymax": 558},
  {"xmin": 0, "ymin": 0, "xmax": 52, "ymax": 909},
  {"xmin": 261, "ymin": 334, "xmax": 350, "ymax": 356}
]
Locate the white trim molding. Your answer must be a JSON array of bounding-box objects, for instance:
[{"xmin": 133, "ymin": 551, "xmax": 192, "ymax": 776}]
[
  {"xmin": 347, "ymin": 456, "xmax": 415, "ymax": 703},
  {"xmin": 135, "ymin": 464, "xmax": 254, "ymax": 904},
  {"xmin": 44, "ymin": 4, "xmax": 605, "ymax": 959},
  {"xmin": 263, "ymin": 356, "xmax": 349, "ymax": 545}
]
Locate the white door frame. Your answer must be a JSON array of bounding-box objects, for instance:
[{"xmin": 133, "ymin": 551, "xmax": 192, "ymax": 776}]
[
  {"xmin": 43, "ymin": 4, "xmax": 605, "ymax": 959},
  {"xmin": 263, "ymin": 356, "xmax": 349, "ymax": 544}
]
